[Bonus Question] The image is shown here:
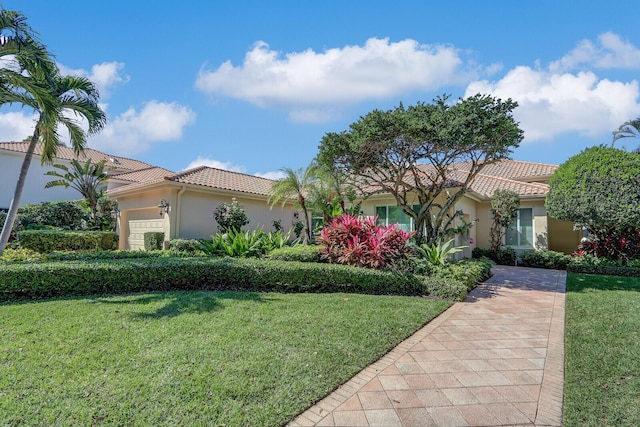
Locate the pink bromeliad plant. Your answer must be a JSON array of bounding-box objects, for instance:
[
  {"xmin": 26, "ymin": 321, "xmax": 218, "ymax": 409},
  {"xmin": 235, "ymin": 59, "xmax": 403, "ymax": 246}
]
[{"xmin": 318, "ymin": 213, "xmax": 414, "ymax": 269}]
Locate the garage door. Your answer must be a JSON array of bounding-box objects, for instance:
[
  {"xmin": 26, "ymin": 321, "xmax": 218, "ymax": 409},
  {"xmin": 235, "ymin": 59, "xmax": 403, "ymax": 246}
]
[{"xmin": 127, "ymin": 217, "xmax": 164, "ymax": 250}]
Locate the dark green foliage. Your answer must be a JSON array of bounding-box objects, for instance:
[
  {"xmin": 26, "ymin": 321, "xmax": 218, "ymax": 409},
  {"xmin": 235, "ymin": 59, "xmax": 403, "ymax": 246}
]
[
  {"xmin": 519, "ymin": 250, "xmax": 572, "ymax": 270},
  {"xmin": 472, "ymin": 247, "xmax": 516, "ymax": 265},
  {"xmin": 568, "ymin": 255, "xmax": 640, "ymax": 277},
  {"xmin": 17, "ymin": 230, "xmax": 116, "ymax": 252},
  {"xmin": 0, "ymin": 257, "xmax": 492, "ymax": 302},
  {"xmin": 144, "ymin": 232, "xmax": 165, "ymax": 251},
  {"xmin": 16, "ymin": 200, "xmax": 87, "ymax": 231},
  {"xmin": 546, "ymin": 146, "xmax": 640, "ymax": 240},
  {"xmin": 266, "ymin": 245, "xmax": 323, "ymax": 263}
]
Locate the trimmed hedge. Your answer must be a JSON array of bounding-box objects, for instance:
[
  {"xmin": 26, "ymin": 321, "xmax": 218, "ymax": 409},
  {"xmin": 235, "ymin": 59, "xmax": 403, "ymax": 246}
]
[
  {"xmin": 0, "ymin": 257, "xmax": 492, "ymax": 302},
  {"xmin": 472, "ymin": 247, "xmax": 517, "ymax": 265},
  {"xmin": 520, "ymin": 250, "xmax": 572, "ymax": 270},
  {"xmin": 17, "ymin": 230, "xmax": 117, "ymax": 252},
  {"xmin": 169, "ymin": 238, "xmax": 204, "ymax": 254},
  {"xmin": 266, "ymin": 245, "xmax": 323, "ymax": 263}
]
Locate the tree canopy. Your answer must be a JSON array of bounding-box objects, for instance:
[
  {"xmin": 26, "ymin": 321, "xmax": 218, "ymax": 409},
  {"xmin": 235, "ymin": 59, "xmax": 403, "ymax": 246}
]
[
  {"xmin": 489, "ymin": 189, "xmax": 520, "ymax": 253},
  {"xmin": 317, "ymin": 94, "xmax": 524, "ymax": 243},
  {"xmin": 546, "ymin": 145, "xmax": 640, "ymax": 238}
]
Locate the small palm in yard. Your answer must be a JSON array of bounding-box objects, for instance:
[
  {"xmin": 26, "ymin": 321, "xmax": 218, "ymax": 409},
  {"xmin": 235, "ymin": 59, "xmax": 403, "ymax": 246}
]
[{"xmin": 45, "ymin": 158, "xmax": 109, "ymax": 224}]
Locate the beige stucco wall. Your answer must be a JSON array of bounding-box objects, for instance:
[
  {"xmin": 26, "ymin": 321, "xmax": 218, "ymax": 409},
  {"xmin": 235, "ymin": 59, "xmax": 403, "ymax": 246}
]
[
  {"xmin": 548, "ymin": 217, "xmax": 582, "ymax": 254},
  {"xmin": 113, "ymin": 185, "xmax": 297, "ymax": 250}
]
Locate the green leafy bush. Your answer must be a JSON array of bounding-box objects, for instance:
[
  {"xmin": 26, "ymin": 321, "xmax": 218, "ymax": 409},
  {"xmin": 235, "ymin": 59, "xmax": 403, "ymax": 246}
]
[
  {"xmin": 472, "ymin": 247, "xmax": 516, "ymax": 265},
  {"xmin": 203, "ymin": 228, "xmax": 294, "ymax": 258},
  {"xmin": 414, "ymin": 239, "xmax": 466, "ymax": 266},
  {"xmin": 169, "ymin": 238, "xmax": 204, "ymax": 254},
  {"xmin": 568, "ymin": 255, "xmax": 640, "ymax": 277},
  {"xmin": 0, "ymin": 248, "xmax": 44, "ymax": 262},
  {"xmin": 18, "ymin": 230, "xmax": 116, "ymax": 253},
  {"xmin": 266, "ymin": 245, "xmax": 323, "ymax": 263},
  {"xmin": 0, "ymin": 257, "xmax": 490, "ymax": 302},
  {"xmin": 213, "ymin": 198, "xmax": 249, "ymax": 232},
  {"xmin": 144, "ymin": 232, "xmax": 165, "ymax": 251},
  {"xmin": 17, "ymin": 200, "xmax": 87, "ymax": 231},
  {"xmin": 519, "ymin": 250, "xmax": 572, "ymax": 270}
]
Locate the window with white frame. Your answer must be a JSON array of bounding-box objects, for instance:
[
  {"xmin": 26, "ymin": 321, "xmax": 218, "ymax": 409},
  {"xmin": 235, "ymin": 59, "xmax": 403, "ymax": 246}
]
[
  {"xmin": 375, "ymin": 205, "xmax": 419, "ymax": 232},
  {"xmin": 505, "ymin": 208, "xmax": 533, "ymax": 247}
]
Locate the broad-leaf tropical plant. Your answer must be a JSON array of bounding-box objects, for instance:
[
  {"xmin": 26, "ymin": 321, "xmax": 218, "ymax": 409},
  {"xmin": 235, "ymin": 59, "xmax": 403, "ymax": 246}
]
[
  {"xmin": 44, "ymin": 158, "xmax": 109, "ymax": 222},
  {"xmin": 0, "ymin": 64, "xmax": 107, "ymax": 254}
]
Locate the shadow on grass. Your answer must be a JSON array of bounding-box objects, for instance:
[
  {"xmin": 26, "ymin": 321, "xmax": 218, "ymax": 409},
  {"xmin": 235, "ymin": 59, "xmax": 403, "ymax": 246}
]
[
  {"xmin": 568, "ymin": 274, "xmax": 640, "ymax": 293},
  {"xmin": 92, "ymin": 291, "xmax": 271, "ymax": 319}
]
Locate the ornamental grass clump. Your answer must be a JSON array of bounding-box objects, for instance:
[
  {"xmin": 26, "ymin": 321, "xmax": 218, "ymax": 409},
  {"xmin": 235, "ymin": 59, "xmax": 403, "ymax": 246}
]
[{"xmin": 318, "ymin": 214, "xmax": 413, "ymax": 269}]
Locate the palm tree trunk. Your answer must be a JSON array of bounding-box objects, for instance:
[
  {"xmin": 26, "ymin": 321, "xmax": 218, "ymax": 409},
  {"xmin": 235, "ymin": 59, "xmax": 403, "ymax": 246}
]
[
  {"xmin": 302, "ymin": 204, "xmax": 312, "ymax": 245},
  {"xmin": 0, "ymin": 126, "xmax": 41, "ymax": 255}
]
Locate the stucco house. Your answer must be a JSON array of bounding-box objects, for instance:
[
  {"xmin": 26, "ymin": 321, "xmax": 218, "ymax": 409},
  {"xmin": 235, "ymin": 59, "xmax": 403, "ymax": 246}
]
[
  {"xmin": 107, "ymin": 166, "xmax": 297, "ymax": 250},
  {"xmin": 360, "ymin": 160, "xmax": 582, "ymax": 256},
  {"xmin": 0, "ymin": 141, "xmax": 152, "ymax": 209}
]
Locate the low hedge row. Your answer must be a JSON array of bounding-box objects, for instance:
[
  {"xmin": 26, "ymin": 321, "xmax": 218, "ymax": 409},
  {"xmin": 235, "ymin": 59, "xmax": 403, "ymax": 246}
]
[
  {"xmin": 568, "ymin": 264, "xmax": 640, "ymax": 277},
  {"xmin": 18, "ymin": 230, "xmax": 117, "ymax": 252},
  {"xmin": 519, "ymin": 250, "xmax": 572, "ymax": 270},
  {"xmin": 0, "ymin": 257, "xmax": 491, "ymax": 302},
  {"xmin": 266, "ymin": 245, "xmax": 323, "ymax": 263}
]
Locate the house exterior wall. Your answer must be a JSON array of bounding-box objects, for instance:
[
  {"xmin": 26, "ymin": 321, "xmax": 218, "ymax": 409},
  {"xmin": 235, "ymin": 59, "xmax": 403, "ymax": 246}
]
[
  {"xmin": 475, "ymin": 199, "xmax": 549, "ymax": 251},
  {"xmin": 113, "ymin": 185, "xmax": 297, "ymax": 250},
  {"xmin": 0, "ymin": 150, "xmax": 82, "ymax": 209},
  {"xmin": 548, "ymin": 217, "xmax": 582, "ymax": 254}
]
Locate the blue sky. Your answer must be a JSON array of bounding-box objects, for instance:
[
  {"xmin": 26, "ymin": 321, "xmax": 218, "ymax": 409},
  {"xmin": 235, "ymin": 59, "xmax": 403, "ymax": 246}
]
[{"xmin": 3, "ymin": 1, "xmax": 640, "ymax": 179}]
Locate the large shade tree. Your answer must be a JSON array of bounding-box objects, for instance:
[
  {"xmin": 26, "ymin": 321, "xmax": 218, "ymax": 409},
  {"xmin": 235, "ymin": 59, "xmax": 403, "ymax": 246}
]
[
  {"xmin": 317, "ymin": 94, "xmax": 524, "ymax": 244},
  {"xmin": 546, "ymin": 145, "xmax": 640, "ymax": 240},
  {"xmin": 0, "ymin": 11, "xmax": 107, "ymax": 254}
]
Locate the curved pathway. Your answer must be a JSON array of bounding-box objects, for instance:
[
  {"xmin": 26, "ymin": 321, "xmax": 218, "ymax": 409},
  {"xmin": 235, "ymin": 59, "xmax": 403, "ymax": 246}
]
[{"xmin": 288, "ymin": 266, "xmax": 566, "ymax": 427}]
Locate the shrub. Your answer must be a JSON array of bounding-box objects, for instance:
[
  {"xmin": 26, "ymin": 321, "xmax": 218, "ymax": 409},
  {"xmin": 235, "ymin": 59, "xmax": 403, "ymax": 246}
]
[
  {"xmin": 18, "ymin": 230, "xmax": 116, "ymax": 253},
  {"xmin": 169, "ymin": 238, "xmax": 204, "ymax": 254},
  {"xmin": 519, "ymin": 250, "xmax": 572, "ymax": 270},
  {"xmin": 0, "ymin": 257, "xmax": 491, "ymax": 302},
  {"xmin": 213, "ymin": 198, "xmax": 249, "ymax": 233},
  {"xmin": 144, "ymin": 232, "xmax": 165, "ymax": 251},
  {"xmin": 575, "ymin": 233, "xmax": 640, "ymax": 261},
  {"xmin": 18, "ymin": 200, "xmax": 87, "ymax": 230},
  {"xmin": 472, "ymin": 247, "xmax": 516, "ymax": 265},
  {"xmin": 266, "ymin": 245, "xmax": 323, "ymax": 263},
  {"xmin": 414, "ymin": 239, "xmax": 466, "ymax": 266},
  {"xmin": 568, "ymin": 255, "xmax": 640, "ymax": 277},
  {"xmin": 203, "ymin": 228, "xmax": 294, "ymax": 258},
  {"xmin": 0, "ymin": 248, "xmax": 44, "ymax": 262},
  {"xmin": 318, "ymin": 214, "xmax": 413, "ymax": 269}
]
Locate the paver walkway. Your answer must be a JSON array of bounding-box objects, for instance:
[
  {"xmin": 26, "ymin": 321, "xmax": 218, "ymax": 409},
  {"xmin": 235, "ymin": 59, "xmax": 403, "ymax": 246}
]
[{"xmin": 288, "ymin": 266, "xmax": 566, "ymax": 427}]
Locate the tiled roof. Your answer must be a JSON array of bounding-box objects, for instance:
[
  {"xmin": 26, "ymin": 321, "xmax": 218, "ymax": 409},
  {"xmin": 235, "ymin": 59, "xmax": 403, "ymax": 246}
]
[
  {"xmin": 110, "ymin": 166, "xmax": 175, "ymax": 183},
  {"xmin": 167, "ymin": 166, "xmax": 275, "ymax": 196},
  {"xmin": 468, "ymin": 173, "xmax": 550, "ymax": 198},
  {"xmin": 453, "ymin": 160, "xmax": 558, "ymax": 180},
  {"xmin": 0, "ymin": 141, "xmax": 151, "ymax": 172}
]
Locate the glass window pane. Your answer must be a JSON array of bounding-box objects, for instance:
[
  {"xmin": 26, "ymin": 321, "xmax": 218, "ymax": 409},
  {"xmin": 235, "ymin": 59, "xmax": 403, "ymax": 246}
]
[
  {"xmin": 375, "ymin": 206, "xmax": 387, "ymax": 226},
  {"xmin": 388, "ymin": 206, "xmax": 411, "ymax": 232},
  {"xmin": 520, "ymin": 208, "xmax": 533, "ymax": 246}
]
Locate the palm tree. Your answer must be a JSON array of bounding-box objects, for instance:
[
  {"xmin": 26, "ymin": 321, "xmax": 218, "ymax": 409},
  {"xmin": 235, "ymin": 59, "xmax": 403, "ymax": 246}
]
[
  {"xmin": 0, "ymin": 10, "xmax": 56, "ymax": 110},
  {"xmin": 612, "ymin": 117, "xmax": 640, "ymax": 149},
  {"xmin": 0, "ymin": 68, "xmax": 107, "ymax": 254},
  {"xmin": 268, "ymin": 166, "xmax": 317, "ymax": 244},
  {"xmin": 44, "ymin": 159, "xmax": 109, "ymax": 223}
]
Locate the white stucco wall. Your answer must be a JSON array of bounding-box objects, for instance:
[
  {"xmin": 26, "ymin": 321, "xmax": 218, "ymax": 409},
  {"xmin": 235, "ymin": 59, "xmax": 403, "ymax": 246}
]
[{"xmin": 0, "ymin": 150, "xmax": 84, "ymax": 209}]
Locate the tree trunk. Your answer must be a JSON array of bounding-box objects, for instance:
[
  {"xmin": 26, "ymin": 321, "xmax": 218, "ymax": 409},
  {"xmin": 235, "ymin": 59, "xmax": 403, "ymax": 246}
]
[
  {"xmin": 0, "ymin": 127, "xmax": 41, "ymax": 255},
  {"xmin": 301, "ymin": 204, "xmax": 312, "ymax": 245}
]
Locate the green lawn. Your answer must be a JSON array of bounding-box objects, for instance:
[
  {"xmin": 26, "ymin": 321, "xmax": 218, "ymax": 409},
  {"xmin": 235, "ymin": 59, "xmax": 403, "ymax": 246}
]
[
  {"xmin": 0, "ymin": 291, "xmax": 450, "ymax": 426},
  {"xmin": 564, "ymin": 274, "xmax": 640, "ymax": 426}
]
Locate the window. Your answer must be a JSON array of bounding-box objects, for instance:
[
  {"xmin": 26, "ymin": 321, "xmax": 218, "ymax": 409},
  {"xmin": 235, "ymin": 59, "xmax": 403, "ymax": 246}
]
[
  {"xmin": 505, "ymin": 208, "xmax": 533, "ymax": 247},
  {"xmin": 375, "ymin": 205, "xmax": 419, "ymax": 232}
]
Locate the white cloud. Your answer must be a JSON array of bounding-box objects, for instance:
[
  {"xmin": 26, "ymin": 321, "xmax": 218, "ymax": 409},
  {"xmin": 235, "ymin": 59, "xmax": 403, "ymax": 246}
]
[
  {"xmin": 88, "ymin": 101, "xmax": 196, "ymax": 156},
  {"xmin": 465, "ymin": 33, "xmax": 640, "ymax": 143},
  {"xmin": 0, "ymin": 111, "xmax": 38, "ymax": 141},
  {"xmin": 254, "ymin": 170, "xmax": 287, "ymax": 180},
  {"xmin": 58, "ymin": 61, "xmax": 129, "ymax": 98},
  {"xmin": 183, "ymin": 156, "xmax": 246, "ymax": 172},
  {"xmin": 466, "ymin": 68, "xmax": 640, "ymax": 141},
  {"xmin": 550, "ymin": 32, "xmax": 640, "ymax": 72},
  {"xmin": 196, "ymin": 38, "xmax": 470, "ymax": 121}
]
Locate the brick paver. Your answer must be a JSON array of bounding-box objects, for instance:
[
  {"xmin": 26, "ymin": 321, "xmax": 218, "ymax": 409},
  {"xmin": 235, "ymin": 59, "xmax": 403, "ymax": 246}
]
[{"xmin": 288, "ymin": 266, "xmax": 566, "ymax": 427}]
